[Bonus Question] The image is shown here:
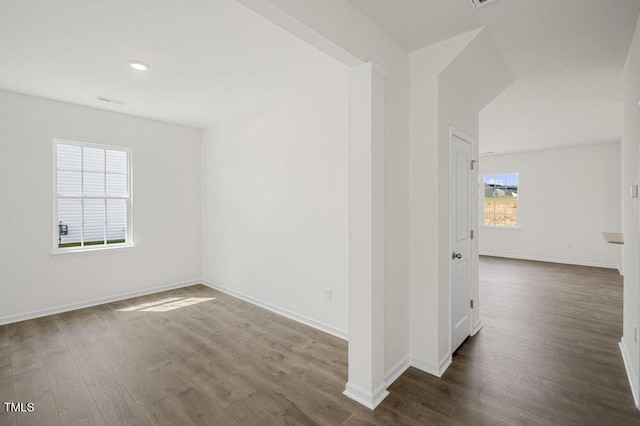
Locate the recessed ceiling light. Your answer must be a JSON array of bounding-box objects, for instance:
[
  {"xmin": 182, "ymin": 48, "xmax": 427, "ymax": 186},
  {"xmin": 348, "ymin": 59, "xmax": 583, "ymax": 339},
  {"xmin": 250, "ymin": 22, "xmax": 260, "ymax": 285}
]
[{"xmin": 128, "ymin": 60, "xmax": 150, "ymax": 71}]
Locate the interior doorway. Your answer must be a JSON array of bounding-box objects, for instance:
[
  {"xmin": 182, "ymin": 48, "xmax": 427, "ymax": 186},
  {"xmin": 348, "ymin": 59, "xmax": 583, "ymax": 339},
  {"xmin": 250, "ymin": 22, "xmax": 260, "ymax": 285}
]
[{"xmin": 449, "ymin": 128, "xmax": 474, "ymax": 354}]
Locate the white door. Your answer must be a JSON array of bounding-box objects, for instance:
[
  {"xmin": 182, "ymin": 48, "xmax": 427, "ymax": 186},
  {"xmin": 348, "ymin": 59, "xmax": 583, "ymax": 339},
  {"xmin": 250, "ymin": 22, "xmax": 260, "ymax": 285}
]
[{"xmin": 450, "ymin": 131, "xmax": 473, "ymax": 354}]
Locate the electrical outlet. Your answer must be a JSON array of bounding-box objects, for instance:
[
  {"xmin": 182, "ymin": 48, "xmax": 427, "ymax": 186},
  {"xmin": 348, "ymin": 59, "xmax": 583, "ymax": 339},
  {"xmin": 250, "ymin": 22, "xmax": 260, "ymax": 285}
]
[
  {"xmin": 325, "ymin": 289, "xmax": 333, "ymax": 302},
  {"xmin": 567, "ymin": 242, "xmax": 572, "ymax": 249}
]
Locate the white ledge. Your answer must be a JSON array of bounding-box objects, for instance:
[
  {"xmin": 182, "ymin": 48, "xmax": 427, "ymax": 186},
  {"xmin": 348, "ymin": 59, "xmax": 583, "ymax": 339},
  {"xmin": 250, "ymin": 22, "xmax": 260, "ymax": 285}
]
[
  {"xmin": 51, "ymin": 244, "xmax": 135, "ymax": 258},
  {"xmin": 479, "ymin": 226, "xmax": 522, "ymax": 230}
]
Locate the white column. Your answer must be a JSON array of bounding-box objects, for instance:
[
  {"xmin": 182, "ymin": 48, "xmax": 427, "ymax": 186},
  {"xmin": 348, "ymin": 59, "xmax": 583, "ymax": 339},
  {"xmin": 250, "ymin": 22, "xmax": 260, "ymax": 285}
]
[{"xmin": 343, "ymin": 61, "xmax": 387, "ymax": 410}]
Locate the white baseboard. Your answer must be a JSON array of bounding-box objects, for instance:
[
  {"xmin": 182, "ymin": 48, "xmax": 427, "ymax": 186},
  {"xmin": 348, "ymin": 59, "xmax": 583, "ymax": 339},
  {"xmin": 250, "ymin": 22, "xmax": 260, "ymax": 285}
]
[
  {"xmin": 0, "ymin": 279, "xmax": 201, "ymax": 326},
  {"xmin": 472, "ymin": 319, "xmax": 483, "ymax": 336},
  {"xmin": 343, "ymin": 382, "xmax": 389, "ymax": 410},
  {"xmin": 2, "ymin": 276, "xmax": 349, "ymax": 342},
  {"xmin": 201, "ymin": 280, "xmax": 348, "ymax": 341},
  {"xmin": 620, "ymin": 338, "xmax": 640, "ymax": 410},
  {"xmin": 409, "ymin": 355, "xmax": 438, "ymax": 376},
  {"xmin": 344, "ymin": 357, "xmax": 411, "ymax": 409},
  {"xmin": 410, "ymin": 353, "xmax": 451, "ymax": 378},
  {"xmin": 384, "ymin": 356, "xmax": 410, "ymax": 387},
  {"xmin": 480, "ymin": 252, "xmax": 619, "ymax": 271},
  {"xmin": 437, "ymin": 353, "xmax": 452, "ymax": 376}
]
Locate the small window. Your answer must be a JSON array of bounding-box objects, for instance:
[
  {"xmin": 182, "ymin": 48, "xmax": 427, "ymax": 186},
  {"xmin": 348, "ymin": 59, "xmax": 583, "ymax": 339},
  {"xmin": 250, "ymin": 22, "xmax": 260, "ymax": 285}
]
[
  {"xmin": 53, "ymin": 140, "xmax": 132, "ymax": 251},
  {"xmin": 482, "ymin": 173, "xmax": 519, "ymax": 227}
]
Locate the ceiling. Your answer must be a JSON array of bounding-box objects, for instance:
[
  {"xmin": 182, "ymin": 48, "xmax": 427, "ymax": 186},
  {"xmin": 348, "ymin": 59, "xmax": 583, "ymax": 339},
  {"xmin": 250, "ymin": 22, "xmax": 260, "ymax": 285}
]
[
  {"xmin": 349, "ymin": 0, "xmax": 639, "ymax": 76},
  {"xmin": 346, "ymin": 0, "xmax": 480, "ymax": 52},
  {"xmin": 348, "ymin": 0, "xmax": 640, "ymax": 153},
  {"xmin": 0, "ymin": 0, "xmax": 347, "ymax": 129},
  {"xmin": 480, "ymin": 69, "xmax": 624, "ymax": 154},
  {"xmin": 1, "ymin": 0, "xmax": 639, "ymax": 151}
]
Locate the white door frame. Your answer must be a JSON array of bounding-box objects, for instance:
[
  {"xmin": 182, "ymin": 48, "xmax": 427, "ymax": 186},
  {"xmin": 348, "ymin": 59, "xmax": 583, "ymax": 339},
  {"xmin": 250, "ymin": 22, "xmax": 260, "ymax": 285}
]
[{"xmin": 448, "ymin": 126, "xmax": 476, "ymax": 355}]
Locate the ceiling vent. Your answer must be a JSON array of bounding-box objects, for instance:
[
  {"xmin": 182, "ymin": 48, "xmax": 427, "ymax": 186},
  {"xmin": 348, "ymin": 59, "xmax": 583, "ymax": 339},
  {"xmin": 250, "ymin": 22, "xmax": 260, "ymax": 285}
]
[
  {"xmin": 470, "ymin": 0, "xmax": 499, "ymax": 8},
  {"xmin": 97, "ymin": 96, "xmax": 126, "ymax": 105}
]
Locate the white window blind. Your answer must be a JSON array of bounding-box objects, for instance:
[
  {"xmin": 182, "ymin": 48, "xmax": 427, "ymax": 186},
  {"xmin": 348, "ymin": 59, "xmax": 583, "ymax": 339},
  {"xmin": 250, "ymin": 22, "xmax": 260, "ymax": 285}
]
[{"xmin": 54, "ymin": 141, "xmax": 131, "ymax": 250}]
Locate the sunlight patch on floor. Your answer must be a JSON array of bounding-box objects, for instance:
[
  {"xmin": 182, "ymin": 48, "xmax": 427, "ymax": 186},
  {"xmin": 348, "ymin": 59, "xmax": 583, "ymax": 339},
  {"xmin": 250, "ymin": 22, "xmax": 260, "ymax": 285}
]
[{"xmin": 116, "ymin": 297, "xmax": 215, "ymax": 312}]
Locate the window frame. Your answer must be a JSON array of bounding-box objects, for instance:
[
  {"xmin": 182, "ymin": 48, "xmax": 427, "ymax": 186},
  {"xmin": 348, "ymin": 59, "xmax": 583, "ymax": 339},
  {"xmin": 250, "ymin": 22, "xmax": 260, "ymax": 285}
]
[
  {"xmin": 52, "ymin": 138, "xmax": 134, "ymax": 255},
  {"xmin": 480, "ymin": 172, "xmax": 520, "ymax": 229}
]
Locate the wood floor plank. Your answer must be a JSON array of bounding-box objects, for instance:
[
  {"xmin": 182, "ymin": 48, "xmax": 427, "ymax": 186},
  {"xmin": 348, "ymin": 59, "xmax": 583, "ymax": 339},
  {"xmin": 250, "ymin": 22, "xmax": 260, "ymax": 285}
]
[
  {"xmin": 58, "ymin": 399, "xmax": 107, "ymax": 426},
  {"xmin": 136, "ymin": 391, "xmax": 195, "ymax": 426},
  {"xmin": 35, "ymin": 332, "xmax": 69, "ymax": 360},
  {"xmin": 0, "ymin": 345, "xmax": 13, "ymax": 380},
  {"xmin": 271, "ymin": 373, "xmax": 355, "ymax": 425},
  {"xmin": 353, "ymin": 393, "xmax": 461, "ymax": 426},
  {"xmin": 14, "ymin": 395, "xmax": 59, "ymax": 426},
  {"xmin": 65, "ymin": 333, "xmax": 107, "ymax": 371},
  {"xmin": 189, "ymin": 370, "xmax": 258, "ymax": 409},
  {"xmin": 12, "ymin": 366, "xmax": 51, "ymax": 403},
  {"xmin": 80, "ymin": 362, "xmax": 150, "ymax": 426},
  {"xmin": 42, "ymin": 352, "xmax": 94, "ymax": 413},
  {"xmin": 0, "ymin": 375, "xmax": 17, "ymax": 426},
  {"xmin": 225, "ymin": 390, "xmax": 318, "ymax": 426},
  {"xmin": 10, "ymin": 339, "xmax": 43, "ymax": 376},
  {"xmin": 94, "ymin": 337, "xmax": 163, "ymax": 401},
  {"xmin": 12, "ymin": 367, "xmax": 60, "ymax": 426},
  {"xmin": 168, "ymin": 384, "xmax": 239, "ymax": 426}
]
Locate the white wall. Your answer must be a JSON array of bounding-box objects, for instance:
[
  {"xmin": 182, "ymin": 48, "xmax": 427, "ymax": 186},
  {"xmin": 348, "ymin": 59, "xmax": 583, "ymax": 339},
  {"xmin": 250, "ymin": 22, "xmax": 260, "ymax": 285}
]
[
  {"xmin": 436, "ymin": 80, "xmax": 480, "ymax": 361},
  {"xmin": 0, "ymin": 90, "xmax": 201, "ymax": 323},
  {"xmin": 408, "ymin": 30, "xmax": 477, "ymax": 372},
  {"xmin": 383, "ymin": 72, "xmax": 411, "ymax": 380},
  {"xmin": 200, "ymin": 63, "xmax": 350, "ymax": 336},
  {"xmin": 236, "ymin": 0, "xmax": 413, "ymax": 381},
  {"xmin": 479, "ymin": 143, "xmax": 622, "ymax": 270},
  {"xmin": 408, "ymin": 29, "xmax": 511, "ymax": 373},
  {"xmin": 622, "ymin": 12, "xmax": 640, "ymax": 407}
]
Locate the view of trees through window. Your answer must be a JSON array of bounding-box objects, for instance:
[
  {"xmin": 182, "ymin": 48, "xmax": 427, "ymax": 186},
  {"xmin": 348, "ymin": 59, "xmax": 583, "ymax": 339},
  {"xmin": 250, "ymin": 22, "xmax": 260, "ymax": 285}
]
[{"xmin": 483, "ymin": 173, "xmax": 519, "ymax": 227}]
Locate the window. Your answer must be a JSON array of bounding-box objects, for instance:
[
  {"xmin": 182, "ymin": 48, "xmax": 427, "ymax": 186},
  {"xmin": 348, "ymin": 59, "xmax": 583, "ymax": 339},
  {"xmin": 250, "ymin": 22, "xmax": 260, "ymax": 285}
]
[
  {"xmin": 54, "ymin": 140, "xmax": 132, "ymax": 252},
  {"xmin": 482, "ymin": 173, "xmax": 519, "ymax": 227}
]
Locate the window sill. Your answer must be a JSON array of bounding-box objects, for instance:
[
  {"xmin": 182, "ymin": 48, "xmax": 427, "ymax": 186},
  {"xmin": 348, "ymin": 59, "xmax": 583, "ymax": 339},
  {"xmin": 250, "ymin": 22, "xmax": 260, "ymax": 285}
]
[
  {"xmin": 479, "ymin": 226, "xmax": 522, "ymax": 230},
  {"xmin": 51, "ymin": 243, "xmax": 135, "ymax": 258}
]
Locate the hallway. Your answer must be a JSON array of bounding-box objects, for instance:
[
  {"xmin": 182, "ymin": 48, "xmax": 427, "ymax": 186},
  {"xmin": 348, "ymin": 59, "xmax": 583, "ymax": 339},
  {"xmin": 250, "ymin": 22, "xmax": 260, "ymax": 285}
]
[{"xmin": 388, "ymin": 256, "xmax": 638, "ymax": 424}]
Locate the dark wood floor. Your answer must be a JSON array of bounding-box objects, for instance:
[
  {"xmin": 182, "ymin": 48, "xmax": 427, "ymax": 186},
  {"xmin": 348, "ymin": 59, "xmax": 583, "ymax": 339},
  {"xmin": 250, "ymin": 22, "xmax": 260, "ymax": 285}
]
[{"xmin": 1, "ymin": 257, "xmax": 638, "ymax": 425}]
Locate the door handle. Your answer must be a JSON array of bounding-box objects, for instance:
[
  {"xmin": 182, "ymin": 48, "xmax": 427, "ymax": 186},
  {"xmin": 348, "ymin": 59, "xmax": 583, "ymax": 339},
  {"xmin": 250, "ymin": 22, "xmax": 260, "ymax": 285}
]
[{"xmin": 452, "ymin": 252, "xmax": 462, "ymax": 259}]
